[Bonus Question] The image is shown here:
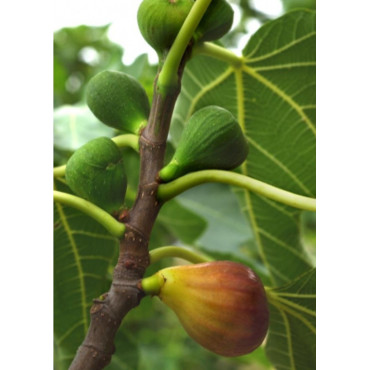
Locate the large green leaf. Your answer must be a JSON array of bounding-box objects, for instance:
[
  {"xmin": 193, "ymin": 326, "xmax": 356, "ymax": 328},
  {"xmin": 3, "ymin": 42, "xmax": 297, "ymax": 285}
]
[
  {"xmin": 54, "ymin": 180, "xmax": 119, "ymax": 369},
  {"xmin": 176, "ymin": 183, "xmax": 254, "ymax": 259},
  {"xmin": 170, "ymin": 9, "xmax": 316, "ymax": 369},
  {"xmin": 172, "ymin": 9, "xmax": 315, "ymax": 284},
  {"xmin": 266, "ymin": 268, "xmax": 316, "ymax": 370},
  {"xmin": 282, "ymin": 0, "xmax": 316, "ymax": 11},
  {"xmin": 157, "ymin": 198, "xmax": 207, "ymax": 245}
]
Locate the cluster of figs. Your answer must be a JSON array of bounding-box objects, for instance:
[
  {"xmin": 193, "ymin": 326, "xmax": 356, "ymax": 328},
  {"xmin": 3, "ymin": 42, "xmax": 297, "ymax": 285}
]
[{"xmin": 64, "ymin": 0, "xmax": 269, "ymax": 358}]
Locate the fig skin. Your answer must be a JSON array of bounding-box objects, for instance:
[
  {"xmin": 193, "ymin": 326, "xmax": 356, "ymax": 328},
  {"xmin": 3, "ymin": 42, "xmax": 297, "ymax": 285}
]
[
  {"xmin": 65, "ymin": 137, "xmax": 127, "ymax": 214},
  {"xmin": 159, "ymin": 105, "xmax": 248, "ymax": 182},
  {"xmin": 195, "ymin": 0, "xmax": 234, "ymax": 42},
  {"xmin": 137, "ymin": 0, "xmax": 194, "ymax": 54},
  {"xmin": 86, "ymin": 70, "xmax": 150, "ymax": 134},
  {"xmin": 154, "ymin": 261, "xmax": 269, "ymax": 357}
]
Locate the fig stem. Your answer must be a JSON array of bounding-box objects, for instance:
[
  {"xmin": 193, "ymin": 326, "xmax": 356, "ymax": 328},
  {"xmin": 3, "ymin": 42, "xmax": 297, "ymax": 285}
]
[
  {"xmin": 149, "ymin": 245, "xmax": 214, "ymax": 265},
  {"xmin": 111, "ymin": 133, "xmax": 140, "ymax": 151},
  {"xmin": 53, "ymin": 134, "xmax": 140, "ymax": 178},
  {"xmin": 158, "ymin": 160, "xmax": 179, "ymax": 182},
  {"xmin": 158, "ymin": 0, "xmax": 212, "ymax": 92},
  {"xmin": 53, "ymin": 190, "xmax": 126, "ymax": 238},
  {"xmin": 140, "ymin": 273, "xmax": 165, "ymax": 295},
  {"xmin": 192, "ymin": 42, "xmax": 244, "ymax": 68},
  {"xmin": 157, "ymin": 170, "xmax": 316, "ymax": 212}
]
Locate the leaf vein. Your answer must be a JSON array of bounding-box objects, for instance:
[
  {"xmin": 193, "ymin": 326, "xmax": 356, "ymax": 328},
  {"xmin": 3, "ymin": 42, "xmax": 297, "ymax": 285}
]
[
  {"xmin": 253, "ymin": 61, "xmax": 315, "ymax": 72},
  {"xmin": 187, "ymin": 67, "xmax": 234, "ymax": 120},
  {"xmin": 258, "ymin": 228, "xmax": 310, "ymax": 264},
  {"xmin": 245, "ymin": 32, "xmax": 315, "ymax": 64},
  {"xmin": 248, "ymin": 137, "xmax": 313, "ymax": 196},
  {"xmin": 242, "ymin": 65, "xmax": 316, "ymax": 135},
  {"xmin": 55, "ymin": 202, "xmax": 88, "ymax": 332}
]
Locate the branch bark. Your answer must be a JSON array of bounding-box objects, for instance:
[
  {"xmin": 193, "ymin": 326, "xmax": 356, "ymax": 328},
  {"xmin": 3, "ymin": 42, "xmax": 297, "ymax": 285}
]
[{"xmin": 68, "ymin": 48, "xmax": 191, "ymax": 370}]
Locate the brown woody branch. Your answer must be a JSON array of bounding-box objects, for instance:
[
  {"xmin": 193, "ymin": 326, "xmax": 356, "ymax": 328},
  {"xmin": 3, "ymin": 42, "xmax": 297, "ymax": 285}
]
[{"xmin": 68, "ymin": 48, "xmax": 191, "ymax": 370}]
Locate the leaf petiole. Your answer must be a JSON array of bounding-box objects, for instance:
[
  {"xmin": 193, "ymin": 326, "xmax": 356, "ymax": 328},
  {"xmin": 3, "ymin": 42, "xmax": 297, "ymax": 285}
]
[
  {"xmin": 53, "ymin": 190, "xmax": 126, "ymax": 238},
  {"xmin": 192, "ymin": 42, "xmax": 244, "ymax": 68},
  {"xmin": 53, "ymin": 165, "xmax": 66, "ymax": 178},
  {"xmin": 149, "ymin": 245, "xmax": 214, "ymax": 265},
  {"xmin": 157, "ymin": 170, "xmax": 316, "ymax": 212}
]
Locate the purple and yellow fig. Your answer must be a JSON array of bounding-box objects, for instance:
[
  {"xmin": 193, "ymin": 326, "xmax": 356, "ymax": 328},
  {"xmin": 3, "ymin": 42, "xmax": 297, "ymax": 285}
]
[{"xmin": 141, "ymin": 261, "xmax": 269, "ymax": 357}]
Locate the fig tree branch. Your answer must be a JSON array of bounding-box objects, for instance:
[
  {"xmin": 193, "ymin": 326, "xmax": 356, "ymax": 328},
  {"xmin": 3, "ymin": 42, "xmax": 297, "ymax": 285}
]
[
  {"xmin": 157, "ymin": 170, "xmax": 316, "ymax": 212},
  {"xmin": 53, "ymin": 190, "xmax": 126, "ymax": 238},
  {"xmin": 69, "ymin": 38, "xmax": 192, "ymax": 370}
]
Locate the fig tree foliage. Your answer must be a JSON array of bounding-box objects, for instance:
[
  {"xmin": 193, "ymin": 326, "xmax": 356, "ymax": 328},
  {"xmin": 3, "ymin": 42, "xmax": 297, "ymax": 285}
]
[{"xmin": 54, "ymin": 2, "xmax": 316, "ymax": 369}]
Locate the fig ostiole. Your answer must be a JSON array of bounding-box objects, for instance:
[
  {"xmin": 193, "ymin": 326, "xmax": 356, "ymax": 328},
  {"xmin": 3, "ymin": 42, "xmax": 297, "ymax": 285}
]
[
  {"xmin": 194, "ymin": 0, "xmax": 234, "ymax": 42},
  {"xmin": 86, "ymin": 70, "xmax": 150, "ymax": 134},
  {"xmin": 65, "ymin": 137, "xmax": 127, "ymax": 214},
  {"xmin": 137, "ymin": 0, "xmax": 194, "ymax": 54},
  {"xmin": 159, "ymin": 105, "xmax": 249, "ymax": 182},
  {"xmin": 140, "ymin": 261, "xmax": 269, "ymax": 357}
]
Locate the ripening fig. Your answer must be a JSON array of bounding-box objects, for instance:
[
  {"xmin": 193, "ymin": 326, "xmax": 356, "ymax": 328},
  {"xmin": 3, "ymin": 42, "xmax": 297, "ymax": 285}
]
[
  {"xmin": 159, "ymin": 106, "xmax": 248, "ymax": 182},
  {"xmin": 137, "ymin": 0, "xmax": 194, "ymax": 54},
  {"xmin": 194, "ymin": 0, "xmax": 234, "ymax": 42},
  {"xmin": 141, "ymin": 261, "xmax": 269, "ymax": 357},
  {"xmin": 86, "ymin": 70, "xmax": 150, "ymax": 134},
  {"xmin": 65, "ymin": 137, "xmax": 127, "ymax": 214}
]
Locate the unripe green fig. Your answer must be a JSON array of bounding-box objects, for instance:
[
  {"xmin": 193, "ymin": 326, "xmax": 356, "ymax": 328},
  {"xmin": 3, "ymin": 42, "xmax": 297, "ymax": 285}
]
[
  {"xmin": 86, "ymin": 70, "xmax": 150, "ymax": 134},
  {"xmin": 141, "ymin": 261, "xmax": 269, "ymax": 356},
  {"xmin": 195, "ymin": 0, "xmax": 234, "ymax": 42},
  {"xmin": 65, "ymin": 137, "xmax": 127, "ymax": 214},
  {"xmin": 137, "ymin": 0, "xmax": 194, "ymax": 54},
  {"xmin": 159, "ymin": 106, "xmax": 248, "ymax": 182}
]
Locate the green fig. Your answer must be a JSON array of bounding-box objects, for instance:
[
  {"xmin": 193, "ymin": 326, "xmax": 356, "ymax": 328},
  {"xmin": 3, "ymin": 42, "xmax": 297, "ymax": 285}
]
[
  {"xmin": 86, "ymin": 70, "xmax": 150, "ymax": 134},
  {"xmin": 195, "ymin": 0, "xmax": 234, "ymax": 42},
  {"xmin": 141, "ymin": 261, "xmax": 269, "ymax": 357},
  {"xmin": 159, "ymin": 106, "xmax": 248, "ymax": 182},
  {"xmin": 137, "ymin": 0, "xmax": 194, "ymax": 54},
  {"xmin": 65, "ymin": 137, "xmax": 127, "ymax": 214}
]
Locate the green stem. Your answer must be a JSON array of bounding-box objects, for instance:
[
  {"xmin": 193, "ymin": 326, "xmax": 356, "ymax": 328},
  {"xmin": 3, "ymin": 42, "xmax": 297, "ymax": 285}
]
[
  {"xmin": 53, "ymin": 134, "xmax": 140, "ymax": 178},
  {"xmin": 192, "ymin": 42, "xmax": 244, "ymax": 68},
  {"xmin": 140, "ymin": 273, "xmax": 165, "ymax": 296},
  {"xmin": 111, "ymin": 133, "xmax": 140, "ymax": 152},
  {"xmin": 53, "ymin": 190, "xmax": 126, "ymax": 238},
  {"xmin": 158, "ymin": 0, "xmax": 212, "ymax": 92},
  {"xmin": 53, "ymin": 165, "xmax": 66, "ymax": 178},
  {"xmin": 149, "ymin": 245, "xmax": 214, "ymax": 265},
  {"xmin": 157, "ymin": 170, "xmax": 316, "ymax": 212}
]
